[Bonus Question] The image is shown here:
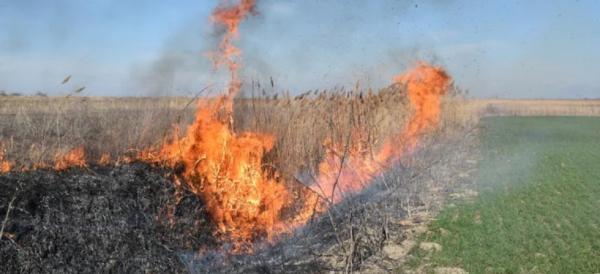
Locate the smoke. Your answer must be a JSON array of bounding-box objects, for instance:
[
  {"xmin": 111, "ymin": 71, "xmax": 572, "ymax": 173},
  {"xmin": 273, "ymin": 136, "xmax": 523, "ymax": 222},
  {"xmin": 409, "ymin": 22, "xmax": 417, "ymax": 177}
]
[
  {"xmin": 131, "ymin": 50, "xmax": 216, "ymax": 97},
  {"xmin": 132, "ymin": 0, "xmax": 458, "ymax": 96},
  {"xmin": 237, "ymin": 0, "xmax": 458, "ymax": 93},
  {"xmin": 4, "ymin": 0, "xmax": 598, "ymax": 98},
  {"xmin": 129, "ymin": 17, "xmax": 216, "ymax": 96},
  {"xmin": 130, "ymin": 1, "xmax": 260, "ymax": 97}
]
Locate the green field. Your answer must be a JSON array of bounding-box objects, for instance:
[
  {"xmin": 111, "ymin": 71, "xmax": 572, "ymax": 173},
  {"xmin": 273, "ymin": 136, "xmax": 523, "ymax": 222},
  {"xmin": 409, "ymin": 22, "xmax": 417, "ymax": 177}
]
[{"xmin": 412, "ymin": 117, "xmax": 600, "ymax": 273}]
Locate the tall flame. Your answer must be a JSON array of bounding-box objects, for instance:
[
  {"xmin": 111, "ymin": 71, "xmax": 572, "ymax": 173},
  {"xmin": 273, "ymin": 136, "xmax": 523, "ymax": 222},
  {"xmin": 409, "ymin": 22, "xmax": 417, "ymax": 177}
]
[
  {"xmin": 378, "ymin": 62, "xmax": 450, "ymax": 163},
  {"xmin": 209, "ymin": 0, "xmax": 257, "ymax": 100},
  {"xmin": 150, "ymin": 0, "xmax": 305, "ymax": 251},
  {"xmin": 156, "ymin": 98, "xmax": 290, "ymax": 248},
  {"xmin": 310, "ymin": 62, "xmax": 451, "ymax": 203}
]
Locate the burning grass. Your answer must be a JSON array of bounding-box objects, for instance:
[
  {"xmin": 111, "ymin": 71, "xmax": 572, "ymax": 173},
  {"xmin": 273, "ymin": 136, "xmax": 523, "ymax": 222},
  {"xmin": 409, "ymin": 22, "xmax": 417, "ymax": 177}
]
[
  {"xmin": 134, "ymin": 61, "xmax": 459, "ymax": 252},
  {"xmin": 0, "ymin": 96, "xmax": 195, "ymax": 171},
  {"xmin": 0, "ymin": 0, "xmax": 479, "ymax": 271},
  {"xmin": 0, "ymin": 54, "xmax": 469, "ymax": 244},
  {"xmin": 0, "ymin": 52, "xmax": 479, "ymax": 272},
  {"xmin": 1, "ymin": 0, "xmax": 598, "ymax": 270},
  {"xmin": 0, "ymin": 83, "xmax": 475, "ymax": 272}
]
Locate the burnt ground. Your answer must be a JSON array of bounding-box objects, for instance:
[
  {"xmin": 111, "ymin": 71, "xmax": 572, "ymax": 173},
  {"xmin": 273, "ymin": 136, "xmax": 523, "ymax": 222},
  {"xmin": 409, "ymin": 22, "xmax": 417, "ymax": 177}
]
[
  {"xmin": 0, "ymin": 162, "xmax": 331, "ymax": 274},
  {"xmin": 0, "ymin": 161, "xmax": 441, "ymax": 274},
  {"xmin": 0, "ymin": 163, "xmax": 214, "ymax": 274},
  {"xmin": 0, "ymin": 129, "xmax": 477, "ymax": 274}
]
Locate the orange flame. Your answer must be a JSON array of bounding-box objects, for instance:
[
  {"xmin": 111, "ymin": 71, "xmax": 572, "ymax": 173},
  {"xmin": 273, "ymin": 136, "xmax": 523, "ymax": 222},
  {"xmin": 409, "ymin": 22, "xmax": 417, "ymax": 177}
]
[
  {"xmin": 0, "ymin": 142, "xmax": 13, "ymax": 174},
  {"xmin": 310, "ymin": 134, "xmax": 380, "ymax": 203},
  {"xmin": 97, "ymin": 153, "xmax": 111, "ymax": 166},
  {"xmin": 209, "ymin": 0, "xmax": 257, "ymax": 99},
  {"xmin": 378, "ymin": 62, "xmax": 450, "ymax": 161},
  {"xmin": 153, "ymin": 98, "xmax": 309, "ymax": 251},
  {"xmin": 54, "ymin": 147, "xmax": 87, "ymax": 171},
  {"xmin": 149, "ymin": 0, "xmax": 308, "ymax": 250},
  {"xmin": 310, "ymin": 62, "xmax": 451, "ymax": 203}
]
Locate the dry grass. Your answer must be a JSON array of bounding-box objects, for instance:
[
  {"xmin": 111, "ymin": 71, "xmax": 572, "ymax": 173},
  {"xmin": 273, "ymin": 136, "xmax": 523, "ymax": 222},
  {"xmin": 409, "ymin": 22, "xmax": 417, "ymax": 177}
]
[
  {"xmin": 3, "ymin": 92, "xmax": 598, "ymax": 175},
  {"xmin": 1, "ymin": 85, "xmax": 468, "ymax": 174},
  {"xmin": 0, "ymin": 88, "xmax": 475, "ymax": 272},
  {"xmin": 3, "ymin": 90, "xmax": 598, "ymax": 272},
  {"xmin": 233, "ymin": 84, "xmax": 471, "ymax": 177},
  {"xmin": 0, "ymin": 97, "xmax": 195, "ymax": 169}
]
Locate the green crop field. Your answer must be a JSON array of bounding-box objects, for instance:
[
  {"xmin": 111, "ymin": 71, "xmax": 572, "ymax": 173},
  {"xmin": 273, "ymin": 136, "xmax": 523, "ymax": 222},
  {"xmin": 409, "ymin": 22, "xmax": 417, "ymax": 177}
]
[{"xmin": 410, "ymin": 117, "xmax": 600, "ymax": 274}]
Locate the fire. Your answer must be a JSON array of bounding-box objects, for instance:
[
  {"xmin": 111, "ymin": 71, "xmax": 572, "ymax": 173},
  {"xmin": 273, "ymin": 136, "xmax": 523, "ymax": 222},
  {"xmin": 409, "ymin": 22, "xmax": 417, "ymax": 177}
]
[
  {"xmin": 148, "ymin": 98, "xmax": 329, "ymax": 252},
  {"xmin": 148, "ymin": 0, "xmax": 287, "ymax": 249},
  {"xmin": 154, "ymin": 98, "xmax": 290, "ymax": 248},
  {"xmin": 0, "ymin": 144, "xmax": 90, "ymax": 173},
  {"xmin": 379, "ymin": 62, "xmax": 450, "ymax": 161},
  {"xmin": 146, "ymin": 0, "xmax": 451, "ymax": 250},
  {"xmin": 0, "ymin": 0, "xmax": 453, "ymax": 255},
  {"xmin": 54, "ymin": 147, "xmax": 87, "ymax": 171},
  {"xmin": 97, "ymin": 153, "xmax": 111, "ymax": 166},
  {"xmin": 151, "ymin": 0, "xmax": 305, "ymax": 249},
  {"xmin": 0, "ymin": 142, "xmax": 13, "ymax": 174},
  {"xmin": 150, "ymin": 61, "xmax": 450, "ymax": 250},
  {"xmin": 310, "ymin": 133, "xmax": 380, "ymax": 203},
  {"xmin": 135, "ymin": 0, "xmax": 325, "ymax": 251},
  {"xmin": 309, "ymin": 62, "xmax": 451, "ymax": 203},
  {"xmin": 208, "ymin": 0, "xmax": 257, "ymax": 99}
]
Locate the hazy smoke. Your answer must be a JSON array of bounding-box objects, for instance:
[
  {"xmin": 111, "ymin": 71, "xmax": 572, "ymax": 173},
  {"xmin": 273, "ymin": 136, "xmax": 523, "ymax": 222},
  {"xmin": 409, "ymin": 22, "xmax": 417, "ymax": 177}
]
[
  {"xmin": 238, "ymin": 0, "xmax": 458, "ymax": 93},
  {"xmin": 130, "ymin": 17, "xmax": 215, "ymax": 96},
  {"xmin": 133, "ymin": 0, "xmax": 457, "ymax": 96}
]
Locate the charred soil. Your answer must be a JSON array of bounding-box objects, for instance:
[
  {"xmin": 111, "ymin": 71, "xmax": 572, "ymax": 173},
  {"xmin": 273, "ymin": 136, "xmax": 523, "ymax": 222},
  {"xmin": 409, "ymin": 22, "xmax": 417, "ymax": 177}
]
[{"xmin": 0, "ymin": 163, "xmax": 213, "ymax": 273}]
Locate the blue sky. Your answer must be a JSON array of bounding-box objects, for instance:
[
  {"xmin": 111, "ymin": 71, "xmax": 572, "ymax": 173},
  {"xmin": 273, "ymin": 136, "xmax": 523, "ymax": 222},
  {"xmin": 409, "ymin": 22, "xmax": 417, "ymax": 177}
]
[{"xmin": 1, "ymin": 0, "xmax": 599, "ymax": 98}]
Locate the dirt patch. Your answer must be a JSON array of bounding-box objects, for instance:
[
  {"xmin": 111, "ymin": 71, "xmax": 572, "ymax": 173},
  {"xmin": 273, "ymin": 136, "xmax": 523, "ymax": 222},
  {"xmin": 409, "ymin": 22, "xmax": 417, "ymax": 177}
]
[
  {"xmin": 434, "ymin": 267, "xmax": 468, "ymax": 274},
  {"xmin": 0, "ymin": 163, "xmax": 212, "ymax": 273},
  {"xmin": 419, "ymin": 242, "xmax": 442, "ymax": 252}
]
